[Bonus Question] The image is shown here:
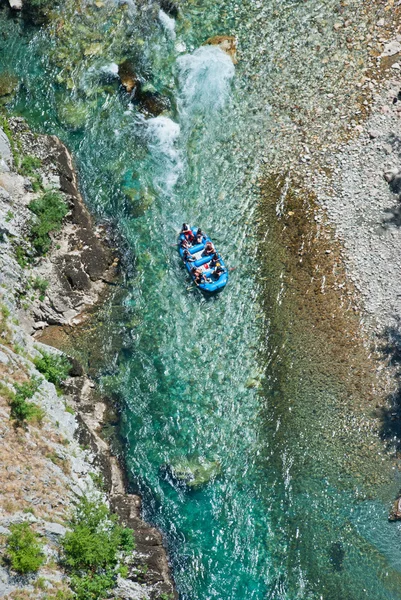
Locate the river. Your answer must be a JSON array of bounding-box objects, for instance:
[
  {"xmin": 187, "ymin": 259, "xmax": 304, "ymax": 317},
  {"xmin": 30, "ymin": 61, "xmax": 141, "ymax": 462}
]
[{"xmin": 2, "ymin": 0, "xmax": 401, "ymax": 597}]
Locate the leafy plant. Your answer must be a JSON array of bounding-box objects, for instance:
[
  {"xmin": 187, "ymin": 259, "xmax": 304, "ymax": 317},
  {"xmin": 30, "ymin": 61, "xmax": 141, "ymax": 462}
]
[
  {"xmin": 34, "ymin": 351, "xmax": 70, "ymax": 390},
  {"xmin": 5, "ymin": 522, "xmax": 45, "ymax": 574},
  {"xmin": 14, "ymin": 244, "xmax": 28, "ymax": 268},
  {"xmin": 9, "ymin": 378, "xmax": 44, "ymax": 425},
  {"xmin": 32, "ymin": 277, "xmax": 49, "ymax": 294},
  {"xmin": 19, "ymin": 155, "xmax": 41, "ymax": 176},
  {"xmin": 28, "ymin": 191, "xmax": 69, "ymax": 255},
  {"xmin": 18, "ymin": 155, "xmax": 42, "ymax": 192},
  {"xmin": 61, "ymin": 497, "xmax": 135, "ymax": 600}
]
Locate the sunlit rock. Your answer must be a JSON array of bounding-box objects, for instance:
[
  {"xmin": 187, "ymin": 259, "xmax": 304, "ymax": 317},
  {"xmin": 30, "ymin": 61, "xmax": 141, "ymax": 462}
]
[
  {"xmin": 118, "ymin": 60, "xmax": 141, "ymax": 95},
  {"xmin": 161, "ymin": 457, "xmax": 221, "ymax": 489},
  {"xmin": 203, "ymin": 35, "xmax": 238, "ymax": 64}
]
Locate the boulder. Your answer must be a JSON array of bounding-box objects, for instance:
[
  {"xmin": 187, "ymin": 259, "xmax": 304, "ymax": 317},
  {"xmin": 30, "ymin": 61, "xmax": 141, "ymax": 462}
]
[
  {"xmin": 0, "ymin": 129, "xmax": 12, "ymax": 169},
  {"xmin": 381, "ymin": 40, "xmax": 401, "ymax": 57},
  {"xmin": 389, "ymin": 494, "xmax": 401, "ymax": 521},
  {"xmin": 118, "ymin": 60, "xmax": 141, "ymax": 95},
  {"xmin": 203, "ymin": 35, "xmax": 238, "ymax": 64},
  {"xmin": 161, "ymin": 457, "xmax": 221, "ymax": 490},
  {"xmin": 8, "ymin": 0, "xmax": 22, "ymax": 10}
]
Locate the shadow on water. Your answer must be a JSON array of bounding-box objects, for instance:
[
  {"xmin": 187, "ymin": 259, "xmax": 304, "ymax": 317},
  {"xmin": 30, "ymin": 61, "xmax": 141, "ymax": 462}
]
[
  {"xmin": 378, "ymin": 318, "xmax": 401, "ymax": 452},
  {"xmin": 382, "ymin": 134, "xmax": 401, "ymax": 228}
]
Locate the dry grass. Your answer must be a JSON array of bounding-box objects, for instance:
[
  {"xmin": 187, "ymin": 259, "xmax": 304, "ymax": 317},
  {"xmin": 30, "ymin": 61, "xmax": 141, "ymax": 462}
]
[{"xmin": 0, "ymin": 347, "xmax": 74, "ymax": 522}]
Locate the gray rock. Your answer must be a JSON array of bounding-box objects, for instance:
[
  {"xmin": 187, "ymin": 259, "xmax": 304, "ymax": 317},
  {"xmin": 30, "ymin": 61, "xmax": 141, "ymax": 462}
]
[
  {"xmin": 0, "ymin": 186, "xmax": 10, "ymax": 201},
  {"xmin": 0, "ymin": 351, "xmax": 10, "ymax": 364},
  {"xmin": 383, "ymin": 169, "xmax": 399, "ymax": 183},
  {"xmin": 0, "ymin": 526, "xmax": 10, "ymax": 535},
  {"xmin": 113, "ymin": 575, "xmax": 150, "ymax": 600},
  {"xmin": 368, "ymin": 129, "xmax": 380, "ymax": 139},
  {"xmin": 0, "ymin": 129, "xmax": 12, "ymax": 168},
  {"xmin": 381, "ymin": 40, "xmax": 401, "ymax": 57},
  {"xmin": 43, "ymin": 522, "xmax": 67, "ymax": 537},
  {"xmin": 8, "ymin": 0, "xmax": 22, "ymax": 9}
]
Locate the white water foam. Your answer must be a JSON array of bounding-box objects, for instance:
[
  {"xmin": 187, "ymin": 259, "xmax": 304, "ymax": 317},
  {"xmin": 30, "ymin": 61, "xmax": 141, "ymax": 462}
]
[
  {"xmin": 144, "ymin": 116, "xmax": 183, "ymax": 192},
  {"xmin": 176, "ymin": 45, "xmax": 235, "ymax": 117},
  {"xmin": 158, "ymin": 9, "xmax": 176, "ymax": 40}
]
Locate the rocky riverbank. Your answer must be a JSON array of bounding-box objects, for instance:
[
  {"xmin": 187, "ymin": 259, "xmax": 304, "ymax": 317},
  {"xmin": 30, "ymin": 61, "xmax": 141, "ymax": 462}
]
[{"xmin": 0, "ymin": 117, "xmax": 176, "ymax": 599}]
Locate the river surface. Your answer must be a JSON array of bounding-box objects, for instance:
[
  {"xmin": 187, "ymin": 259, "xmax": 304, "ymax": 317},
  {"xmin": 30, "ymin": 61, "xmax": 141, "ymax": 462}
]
[{"xmin": 3, "ymin": 0, "xmax": 401, "ymax": 598}]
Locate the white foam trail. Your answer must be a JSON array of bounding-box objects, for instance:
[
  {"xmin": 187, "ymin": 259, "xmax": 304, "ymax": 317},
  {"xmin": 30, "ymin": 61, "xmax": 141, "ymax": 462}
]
[
  {"xmin": 158, "ymin": 9, "xmax": 176, "ymax": 39},
  {"xmin": 100, "ymin": 62, "xmax": 119, "ymax": 76},
  {"xmin": 145, "ymin": 116, "xmax": 182, "ymax": 192},
  {"xmin": 176, "ymin": 45, "xmax": 235, "ymax": 116}
]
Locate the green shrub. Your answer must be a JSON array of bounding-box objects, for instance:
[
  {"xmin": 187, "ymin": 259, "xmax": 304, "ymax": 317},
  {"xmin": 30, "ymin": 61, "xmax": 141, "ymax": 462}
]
[
  {"xmin": 28, "ymin": 191, "xmax": 69, "ymax": 255},
  {"xmin": 61, "ymin": 498, "xmax": 135, "ymax": 600},
  {"xmin": 32, "ymin": 276, "xmax": 49, "ymax": 300},
  {"xmin": 5, "ymin": 522, "xmax": 45, "ymax": 574},
  {"xmin": 9, "ymin": 378, "xmax": 44, "ymax": 424},
  {"xmin": 70, "ymin": 572, "xmax": 115, "ymax": 600},
  {"xmin": 14, "ymin": 244, "xmax": 28, "ymax": 268},
  {"xmin": 19, "ymin": 155, "xmax": 41, "ymax": 176},
  {"xmin": 34, "ymin": 351, "xmax": 70, "ymax": 390}
]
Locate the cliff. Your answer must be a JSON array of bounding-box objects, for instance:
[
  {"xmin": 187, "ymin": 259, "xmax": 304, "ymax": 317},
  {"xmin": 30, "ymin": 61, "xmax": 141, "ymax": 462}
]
[{"xmin": 0, "ymin": 117, "xmax": 176, "ymax": 600}]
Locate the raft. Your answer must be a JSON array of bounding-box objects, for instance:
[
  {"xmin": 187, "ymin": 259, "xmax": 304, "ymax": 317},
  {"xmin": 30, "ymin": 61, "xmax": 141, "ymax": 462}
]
[{"xmin": 178, "ymin": 227, "xmax": 228, "ymax": 292}]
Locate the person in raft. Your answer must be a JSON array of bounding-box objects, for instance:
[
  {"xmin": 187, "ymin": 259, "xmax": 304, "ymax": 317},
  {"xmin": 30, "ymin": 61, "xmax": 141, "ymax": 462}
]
[
  {"xmin": 202, "ymin": 241, "xmax": 215, "ymax": 257},
  {"xmin": 212, "ymin": 265, "xmax": 225, "ymax": 280},
  {"xmin": 209, "ymin": 252, "xmax": 221, "ymax": 269},
  {"xmin": 183, "ymin": 248, "xmax": 195, "ymax": 262},
  {"xmin": 180, "ymin": 238, "xmax": 190, "ymax": 250},
  {"xmin": 191, "ymin": 267, "xmax": 210, "ymax": 285},
  {"xmin": 194, "ymin": 228, "xmax": 206, "ymax": 244},
  {"xmin": 181, "ymin": 223, "xmax": 194, "ymax": 243}
]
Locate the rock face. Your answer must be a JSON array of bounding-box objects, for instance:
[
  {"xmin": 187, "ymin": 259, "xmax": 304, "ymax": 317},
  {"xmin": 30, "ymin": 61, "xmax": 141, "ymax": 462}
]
[
  {"xmin": 203, "ymin": 35, "xmax": 238, "ymax": 64},
  {"xmin": 2, "ymin": 119, "xmax": 119, "ymax": 332},
  {"xmin": 0, "ymin": 118, "xmax": 177, "ymax": 599}
]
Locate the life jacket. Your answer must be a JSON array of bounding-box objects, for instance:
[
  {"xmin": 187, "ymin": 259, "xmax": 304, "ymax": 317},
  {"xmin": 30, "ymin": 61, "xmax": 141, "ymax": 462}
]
[{"xmin": 182, "ymin": 228, "xmax": 194, "ymax": 241}]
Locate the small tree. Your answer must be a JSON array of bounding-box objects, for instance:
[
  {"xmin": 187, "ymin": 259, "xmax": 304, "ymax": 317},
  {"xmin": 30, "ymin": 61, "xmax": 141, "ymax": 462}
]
[
  {"xmin": 61, "ymin": 497, "xmax": 135, "ymax": 600},
  {"xmin": 34, "ymin": 351, "xmax": 70, "ymax": 390},
  {"xmin": 5, "ymin": 522, "xmax": 45, "ymax": 574}
]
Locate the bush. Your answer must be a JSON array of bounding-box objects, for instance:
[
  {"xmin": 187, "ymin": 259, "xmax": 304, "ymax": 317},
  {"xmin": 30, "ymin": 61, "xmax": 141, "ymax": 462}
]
[
  {"xmin": 28, "ymin": 191, "xmax": 69, "ymax": 255},
  {"xmin": 19, "ymin": 155, "xmax": 41, "ymax": 177},
  {"xmin": 5, "ymin": 522, "xmax": 45, "ymax": 574},
  {"xmin": 9, "ymin": 378, "xmax": 44, "ymax": 425},
  {"xmin": 32, "ymin": 276, "xmax": 49, "ymax": 300},
  {"xmin": 61, "ymin": 498, "xmax": 135, "ymax": 600},
  {"xmin": 18, "ymin": 155, "xmax": 42, "ymax": 192},
  {"xmin": 34, "ymin": 351, "xmax": 70, "ymax": 390}
]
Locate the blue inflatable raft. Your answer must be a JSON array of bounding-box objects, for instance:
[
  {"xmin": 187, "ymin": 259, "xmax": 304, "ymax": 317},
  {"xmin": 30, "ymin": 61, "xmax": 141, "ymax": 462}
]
[{"xmin": 178, "ymin": 227, "xmax": 228, "ymax": 293}]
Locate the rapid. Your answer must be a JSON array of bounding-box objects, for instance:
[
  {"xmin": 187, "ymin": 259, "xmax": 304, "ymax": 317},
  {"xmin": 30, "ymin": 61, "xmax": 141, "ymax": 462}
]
[{"xmin": 2, "ymin": 0, "xmax": 401, "ymax": 598}]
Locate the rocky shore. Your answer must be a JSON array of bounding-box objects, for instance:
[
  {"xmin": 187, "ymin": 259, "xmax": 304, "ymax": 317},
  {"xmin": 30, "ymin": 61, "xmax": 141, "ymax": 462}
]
[{"xmin": 0, "ymin": 117, "xmax": 176, "ymax": 599}]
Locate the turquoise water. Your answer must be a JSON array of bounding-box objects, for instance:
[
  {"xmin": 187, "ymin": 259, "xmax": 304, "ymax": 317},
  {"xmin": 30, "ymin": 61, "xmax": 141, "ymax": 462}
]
[{"xmin": 3, "ymin": 0, "xmax": 401, "ymax": 597}]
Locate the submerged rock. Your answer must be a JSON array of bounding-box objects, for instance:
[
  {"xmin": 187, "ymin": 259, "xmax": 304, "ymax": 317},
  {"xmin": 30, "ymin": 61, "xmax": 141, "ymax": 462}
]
[
  {"xmin": 118, "ymin": 60, "xmax": 141, "ymax": 95},
  {"xmin": 0, "ymin": 72, "xmax": 18, "ymax": 104},
  {"xmin": 203, "ymin": 35, "xmax": 238, "ymax": 64},
  {"xmin": 389, "ymin": 494, "xmax": 401, "ymax": 521},
  {"xmin": 118, "ymin": 61, "xmax": 171, "ymax": 116},
  {"xmin": 160, "ymin": 0, "xmax": 178, "ymax": 18},
  {"xmin": 161, "ymin": 457, "xmax": 221, "ymax": 490}
]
